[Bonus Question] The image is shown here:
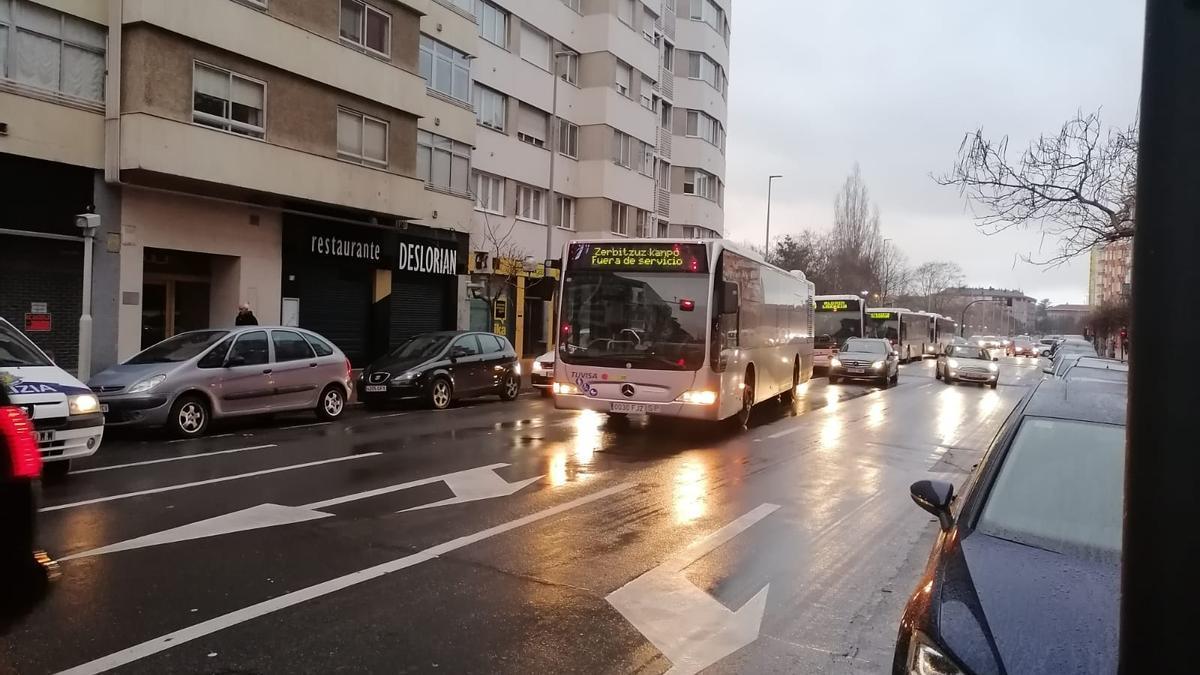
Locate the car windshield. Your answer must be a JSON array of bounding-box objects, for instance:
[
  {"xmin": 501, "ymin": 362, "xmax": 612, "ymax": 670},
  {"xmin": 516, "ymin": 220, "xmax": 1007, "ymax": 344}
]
[
  {"xmin": 0, "ymin": 321, "xmax": 52, "ymax": 367},
  {"xmin": 390, "ymin": 334, "xmax": 452, "ymax": 359},
  {"xmin": 842, "ymin": 340, "xmax": 887, "ymax": 355},
  {"xmin": 126, "ymin": 331, "xmax": 230, "ymax": 365},
  {"xmin": 950, "ymin": 346, "xmax": 990, "ymax": 360},
  {"xmin": 977, "ymin": 417, "xmax": 1125, "ymax": 555}
]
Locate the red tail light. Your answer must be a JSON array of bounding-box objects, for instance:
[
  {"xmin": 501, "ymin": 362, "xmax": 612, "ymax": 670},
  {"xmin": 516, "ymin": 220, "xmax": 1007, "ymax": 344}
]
[
  {"xmin": 1, "ymin": 406, "xmax": 42, "ymax": 479},
  {"xmin": 345, "ymin": 359, "xmax": 353, "ymax": 378}
]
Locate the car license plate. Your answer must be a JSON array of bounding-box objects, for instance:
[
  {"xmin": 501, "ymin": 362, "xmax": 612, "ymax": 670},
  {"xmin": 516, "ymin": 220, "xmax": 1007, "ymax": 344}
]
[
  {"xmin": 36, "ymin": 431, "xmax": 54, "ymax": 443},
  {"xmin": 847, "ymin": 368, "xmax": 865, "ymax": 374},
  {"xmin": 100, "ymin": 403, "xmax": 109, "ymax": 413},
  {"xmin": 364, "ymin": 385, "xmax": 387, "ymax": 393},
  {"xmin": 611, "ymin": 402, "xmax": 658, "ymax": 414}
]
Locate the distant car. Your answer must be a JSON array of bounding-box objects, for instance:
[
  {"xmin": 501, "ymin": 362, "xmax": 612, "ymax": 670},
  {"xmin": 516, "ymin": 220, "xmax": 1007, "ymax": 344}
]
[
  {"xmin": 894, "ymin": 378, "xmax": 1125, "ymax": 675},
  {"xmin": 90, "ymin": 327, "xmax": 352, "ymax": 437},
  {"xmin": 530, "ymin": 350, "xmax": 555, "ymax": 397},
  {"xmin": 0, "ymin": 318, "xmax": 104, "ymax": 479},
  {"xmin": 1044, "ymin": 341, "xmax": 1099, "ymax": 377},
  {"xmin": 1037, "ymin": 338, "xmax": 1060, "ymax": 357},
  {"xmin": 937, "ymin": 344, "xmax": 999, "ymax": 388},
  {"xmin": 828, "ymin": 338, "xmax": 899, "ymax": 388},
  {"xmin": 1052, "ymin": 355, "xmax": 1128, "ymax": 381},
  {"xmin": 0, "ymin": 386, "xmax": 55, "ymax": 626},
  {"xmin": 358, "ymin": 331, "xmax": 520, "ymax": 410},
  {"xmin": 1010, "ymin": 336, "xmax": 1038, "ymax": 357}
]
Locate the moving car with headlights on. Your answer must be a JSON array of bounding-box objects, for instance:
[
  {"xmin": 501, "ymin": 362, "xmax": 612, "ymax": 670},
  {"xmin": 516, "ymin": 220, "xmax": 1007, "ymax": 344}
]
[
  {"xmin": 1009, "ymin": 336, "xmax": 1037, "ymax": 357},
  {"xmin": 828, "ymin": 338, "xmax": 899, "ymax": 388},
  {"xmin": 894, "ymin": 378, "xmax": 1124, "ymax": 675},
  {"xmin": 530, "ymin": 351, "xmax": 555, "ymax": 397},
  {"xmin": 358, "ymin": 331, "xmax": 520, "ymax": 410},
  {"xmin": 937, "ymin": 344, "xmax": 999, "ymax": 388},
  {"xmin": 0, "ymin": 318, "xmax": 103, "ymax": 479},
  {"xmin": 90, "ymin": 327, "xmax": 352, "ymax": 437}
]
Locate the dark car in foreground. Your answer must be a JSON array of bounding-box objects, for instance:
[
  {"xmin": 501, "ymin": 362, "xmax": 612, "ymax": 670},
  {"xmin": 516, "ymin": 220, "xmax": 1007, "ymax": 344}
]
[
  {"xmin": 828, "ymin": 338, "xmax": 899, "ymax": 388},
  {"xmin": 894, "ymin": 378, "xmax": 1125, "ymax": 674},
  {"xmin": 358, "ymin": 331, "xmax": 520, "ymax": 410},
  {"xmin": 0, "ymin": 387, "xmax": 56, "ymax": 628}
]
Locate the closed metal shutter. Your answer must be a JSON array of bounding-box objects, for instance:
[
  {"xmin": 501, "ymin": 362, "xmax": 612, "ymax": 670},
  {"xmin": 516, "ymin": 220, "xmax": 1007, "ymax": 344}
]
[
  {"xmin": 390, "ymin": 277, "xmax": 448, "ymax": 342},
  {"xmin": 298, "ymin": 264, "xmax": 371, "ymax": 365}
]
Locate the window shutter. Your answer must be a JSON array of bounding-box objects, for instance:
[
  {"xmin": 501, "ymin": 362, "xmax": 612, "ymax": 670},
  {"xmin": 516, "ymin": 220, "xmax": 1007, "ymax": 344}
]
[{"xmin": 518, "ymin": 104, "xmax": 546, "ymax": 142}]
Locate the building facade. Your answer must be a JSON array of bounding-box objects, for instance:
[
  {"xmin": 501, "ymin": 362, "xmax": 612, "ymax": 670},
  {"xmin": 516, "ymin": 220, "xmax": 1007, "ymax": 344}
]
[
  {"xmin": 1088, "ymin": 238, "xmax": 1132, "ymax": 308},
  {"xmin": 941, "ymin": 287, "xmax": 1036, "ymax": 336}
]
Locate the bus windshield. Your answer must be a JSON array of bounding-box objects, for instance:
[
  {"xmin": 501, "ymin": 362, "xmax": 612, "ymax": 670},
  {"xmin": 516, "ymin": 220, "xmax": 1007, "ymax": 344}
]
[
  {"xmin": 814, "ymin": 312, "xmax": 861, "ymax": 346},
  {"xmin": 864, "ymin": 314, "xmax": 899, "ymax": 342},
  {"xmin": 559, "ymin": 271, "xmax": 709, "ymax": 370}
]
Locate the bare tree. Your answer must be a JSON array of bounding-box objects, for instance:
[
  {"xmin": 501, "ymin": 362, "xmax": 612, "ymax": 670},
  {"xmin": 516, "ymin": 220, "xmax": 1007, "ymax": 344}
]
[
  {"xmin": 911, "ymin": 261, "xmax": 966, "ymax": 313},
  {"xmin": 874, "ymin": 240, "xmax": 912, "ymax": 305},
  {"xmin": 936, "ymin": 109, "xmax": 1137, "ymax": 263},
  {"xmin": 828, "ymin": 164, "xmax": 885, "ymax": 293},
  {"xmin": 476, "ymin": 213, "xmax": 531, "ymax": 332}
]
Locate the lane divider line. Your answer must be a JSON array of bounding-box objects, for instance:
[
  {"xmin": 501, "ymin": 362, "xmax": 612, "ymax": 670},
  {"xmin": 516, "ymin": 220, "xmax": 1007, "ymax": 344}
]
[
  {"xmin": 55, "ymin": 481, "xmax": 637, "ymax": 675},
  {"xmin": 70, "ymin": 445, "xmax": 279, "ymax": 475},
  {"xmin": 40, "ymin": 454, "xmax": 381, "ymax": 513},
  {"xmin": 278, "ymin": 422, "xmax": 330, "ymax": 431}
]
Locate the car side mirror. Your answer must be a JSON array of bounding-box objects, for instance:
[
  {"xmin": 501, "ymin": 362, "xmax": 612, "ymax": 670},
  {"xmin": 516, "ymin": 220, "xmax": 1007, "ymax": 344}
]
[
  {"xmin": 993, "ymin": 356, "xmax": 999, "ymax": 362},
  {"xmin": 719, "ymin": 281, "xmax": 740, "ymax": 314},
  {"xmin": 910, "ymin": 480, "xmax": 955, "ymax": 531},
  {"xmin": 448, "ymin": 346, "xmax": 470, "ymax": 360},
  {"xmin": 225, "ymin": 354, "xmax": 246, "ymax": 368}
]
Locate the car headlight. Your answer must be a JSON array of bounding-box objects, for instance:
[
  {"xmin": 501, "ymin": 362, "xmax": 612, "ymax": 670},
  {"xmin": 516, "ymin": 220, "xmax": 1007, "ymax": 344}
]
[
  {"xmin": 553, "ymin": 382, "xmax": 580, "ymax": 395},
  {"xmin": 946, "ymin": 359, "xmax": 959, "ymax": 369},
  {"xmin": 391, "ymin": 371, "xmax": 417, "ymax": 383},
  {"xmin": 907, "ymin": 632, "xmax": 964, "ymax": 675},
  {"xmin": 127, "ymin": 374, "xmax": 167, "ymax": 394},
  {"xmin": 829, "ymin": 357, "xmax": 842, "ymax": 368},
  {"xmin": 514, "ymin": 362, "xmax": 521, "ymax": 376},
  {"xmin": 872, "ymin": 361, "xmax": 884, "ymax": 370},
  {"xmin": 988, "ymin": 363, "xmax": 999, "ymax": 372},
  {"xmin": 69, "ymin": 394, "xmax": 100, "ymax": 415},
  {"xmin": 676, "ymin": 390, "xmax": 718, "ymax": 405}
]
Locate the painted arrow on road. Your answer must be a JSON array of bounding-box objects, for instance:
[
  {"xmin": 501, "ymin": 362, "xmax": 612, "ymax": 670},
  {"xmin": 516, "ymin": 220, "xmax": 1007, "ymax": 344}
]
[
  {"xmin": 60, "ymin": 463, "xmax": 543, "ymax": 561},
  {"xmin": 606, "ymin": 503, "xmax": 781, "ymax": 675}
]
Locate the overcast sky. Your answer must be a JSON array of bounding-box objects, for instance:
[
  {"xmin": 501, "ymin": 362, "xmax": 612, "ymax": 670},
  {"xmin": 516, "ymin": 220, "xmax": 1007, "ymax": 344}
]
[{"xmin": 721, "ymin": 1, "xmax": 1145, "ymax": 304}]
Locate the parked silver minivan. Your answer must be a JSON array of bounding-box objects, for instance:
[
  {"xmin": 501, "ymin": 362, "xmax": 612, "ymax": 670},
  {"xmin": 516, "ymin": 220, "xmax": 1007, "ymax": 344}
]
[{"xmin": 89, "ymin": 327, "xmax": 351, "ymax": 437}]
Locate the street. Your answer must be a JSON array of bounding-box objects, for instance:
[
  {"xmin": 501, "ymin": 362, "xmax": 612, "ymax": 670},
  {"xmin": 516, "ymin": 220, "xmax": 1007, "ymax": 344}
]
[{"xmin": 6, "ymin": 357, "xmax": 1042, "ymax": 675}]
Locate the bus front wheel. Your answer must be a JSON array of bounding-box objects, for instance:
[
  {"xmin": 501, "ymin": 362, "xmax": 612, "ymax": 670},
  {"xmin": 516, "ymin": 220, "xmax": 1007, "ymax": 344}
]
[{"xmin": 734, "ymin": 372, "xmax": 755, "ymax": 428}]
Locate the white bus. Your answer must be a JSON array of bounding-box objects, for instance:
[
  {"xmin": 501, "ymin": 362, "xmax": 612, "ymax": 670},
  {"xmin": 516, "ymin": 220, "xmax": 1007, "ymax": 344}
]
[
  {"xmin": 813, "ymin": 295, "xmax": 865, "ymax": 368},
  {"xmin": 553, "ymin": 239, "xmax": 814, "ymax": 426},
  {"xmin": 864, "ymin": 308, "xmax": 934, "ymax": 362}
]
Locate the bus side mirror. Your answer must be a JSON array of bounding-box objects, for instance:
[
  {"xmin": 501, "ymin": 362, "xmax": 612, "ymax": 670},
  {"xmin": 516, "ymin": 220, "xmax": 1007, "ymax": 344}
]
[{"xmin": 720, "ymin": 281, "xmax": 740, "ymax": 314}]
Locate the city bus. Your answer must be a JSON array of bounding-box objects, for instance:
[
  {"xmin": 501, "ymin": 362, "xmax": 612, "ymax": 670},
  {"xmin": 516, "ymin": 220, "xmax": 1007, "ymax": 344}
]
[
  {"xmin": 553, "ymin": 239, "xmax": 814, "ymax": 426},
  {"xmin": 934, "ymin": 314, "xmax": 959, "ymax": 354},
  {"xmin": 813, "ymin": 295, "xmax": 865, "ymax": 369},
  {"xmin": 864, "ymin": 308, "xmax": 934, "ymax": 362}
]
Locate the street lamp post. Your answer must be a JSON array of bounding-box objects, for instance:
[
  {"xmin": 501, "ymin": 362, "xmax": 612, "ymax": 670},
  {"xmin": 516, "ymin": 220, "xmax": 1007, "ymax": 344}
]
[
  {"xmin": 764, "ymin": 175, "xmax": 782, "ymax": 253},
  {"xmin": 959, "ymin": 298, "xmax": 998, "ymax": 338},
  {"xmin": 542, "ymin": 49, "xmax": 576, "ymax": 354}
]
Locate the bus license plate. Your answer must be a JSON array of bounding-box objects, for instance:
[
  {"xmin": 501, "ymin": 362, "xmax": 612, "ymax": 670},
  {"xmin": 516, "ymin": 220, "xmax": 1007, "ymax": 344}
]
[
  {"xmin": 847, "ymin": 368, "xmax": 865, "ymax": 374},
  {"xmin": 364, "ymin": 385, "xmax": 387, "ymax": 393},
  {"xmin": 611, "ymin": 402, "xmax": 658, "ymax": 414},
  {"xmin": 36, "ymin": 431, "xmax": 54, "ymax": 443}
]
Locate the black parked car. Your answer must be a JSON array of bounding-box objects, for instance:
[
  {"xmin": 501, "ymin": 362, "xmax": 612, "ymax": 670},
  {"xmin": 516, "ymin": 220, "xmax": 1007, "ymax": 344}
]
[
  {"xmin": 357, "ymin": 332, "xmax": 521, "ymax": 410},
  {"xmin": 0, "ymin": 386, "xmax": 56, "ymax": 627},
  {"xmin": 894, "ymin": 378, "xmax": 1125, "ymax": 674}
]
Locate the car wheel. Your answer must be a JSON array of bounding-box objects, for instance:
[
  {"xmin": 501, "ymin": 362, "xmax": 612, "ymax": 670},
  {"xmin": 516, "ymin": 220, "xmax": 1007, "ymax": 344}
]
[
  {"xmin": 316, "ymin": 385, "xmax": 346, "ymax": 421},
  {"xmin": 428, "ymin": 377, "xmax": 453, "ymax": 410},
  {"xmin": 891, "ymin": 370, "xmax": 899, "ymax": 385},
  {"xmin": 781, "ymin": 359, "xmax": 800, "ymax": 402},
  {"xmin": 944, "ymin": 375, "xmax": 954, "ymax": 385},
  {"xmin": 990, "ymin": 380, "xmax": 999, "ymax": 390},
  {"xmin": 169, "ymin": 395, "xmax": 210, "ymax": 437},
  {"xmin": 828, "ymin": 375, "xmax": 840, "ymax": 385},
  {"xmin": 879, "ymin": 373, "xmax": 889, "ymax": 390},
  {"xmin": 42, "ymin": 459, "xmax": 71, "ymax": 482},
  {"xmin": 499, "ymin": 373, "xmax": 520, "ymax": 401}
]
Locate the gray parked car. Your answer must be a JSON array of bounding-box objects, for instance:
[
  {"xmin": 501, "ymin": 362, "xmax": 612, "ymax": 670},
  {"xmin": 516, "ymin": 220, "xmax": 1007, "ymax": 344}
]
[{"xmin": 89, "ymin": 327, "xmax": 352, "ymax": 437}]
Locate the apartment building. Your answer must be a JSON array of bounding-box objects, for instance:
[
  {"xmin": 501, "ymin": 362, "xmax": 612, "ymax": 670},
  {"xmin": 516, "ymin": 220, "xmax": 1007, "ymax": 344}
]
[
  {"xmin": 464, "ymin": 0, "xmax": 731, "ymax": 356},
  {"xmin": 1088, "ymin": 238, "xmax": 1132, "ymax": 308},
  {"xmin": 1, "ymin": 0, "xmax": 475, "ymax": 371},
  {"xmin": 941, "ymin": 287, "xmax": 1036, "ymax": 335}
]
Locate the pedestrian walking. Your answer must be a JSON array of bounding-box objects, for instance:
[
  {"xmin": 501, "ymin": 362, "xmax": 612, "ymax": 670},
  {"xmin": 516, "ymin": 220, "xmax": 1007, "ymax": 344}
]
[{"xmin": 236, "ymin": 303, "xmax": 259, "ymax": 326}]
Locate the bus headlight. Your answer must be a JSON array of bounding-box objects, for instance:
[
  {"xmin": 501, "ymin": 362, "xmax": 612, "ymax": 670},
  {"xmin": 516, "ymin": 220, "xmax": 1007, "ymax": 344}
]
[
  {"xmin": 553, "ymin": 382, "xmax": 580, "ymax": 395},
  {"xmin": 676, "ymin": 390, "xmax": 718, "ymax": 405},
  {"xmin": 829, "ymin": 357, "xmax": 842, "ymax": 368}
]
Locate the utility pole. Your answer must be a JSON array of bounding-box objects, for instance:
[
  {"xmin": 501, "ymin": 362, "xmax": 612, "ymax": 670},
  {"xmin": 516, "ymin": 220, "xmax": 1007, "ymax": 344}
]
[
  {"xmin": 543, "ymin": 49, "xmax": 576, "ymax": 354},
  {"xmin": 764, "ymin": 175, "xmax": 782, "ymax": 254},
  {"xmin": 1121, "ymin": 1, "xmax": 1200, "ymax": 671}
]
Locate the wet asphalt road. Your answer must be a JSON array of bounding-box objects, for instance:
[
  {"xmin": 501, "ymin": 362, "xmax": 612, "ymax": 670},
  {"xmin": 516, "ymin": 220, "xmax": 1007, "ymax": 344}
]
[{"xmin": 3, "ymin": 357, "xmax": 1045, "ymax": 674}]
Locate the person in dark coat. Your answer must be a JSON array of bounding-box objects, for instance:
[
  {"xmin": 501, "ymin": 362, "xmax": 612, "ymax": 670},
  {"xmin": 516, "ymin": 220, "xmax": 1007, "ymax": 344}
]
[{"xmin": 235, "ymin": 303, "xmax": 259, "ymax": 326}]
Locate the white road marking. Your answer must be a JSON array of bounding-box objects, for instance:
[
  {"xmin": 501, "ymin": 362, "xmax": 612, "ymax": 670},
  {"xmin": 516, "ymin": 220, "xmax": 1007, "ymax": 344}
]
[
  {"xmin": 278, "ymin": 422, "xmax": 330, "ymax": 431},
  {"xmin": 368, "ymin": 412, "xmax": 409, "ymax": 419},
  {"xmin": 56, "ymin": 482, "xmax": 637, "ymax": 675},
  {"xmin": 607, "ymin": 503, "xmax": 781, "ymax": 675},
  {"xmin": 766, "ymin": 425, "xmax": 803, "ymax": 440},
  {"xmin": 40, "ymin": 454, "xmax": 380, "ymax": 513},
  {"xmin": 400, "ymin": 465, "xmax": 543, "ymax": 511},
  {"xmin": 70, "ymin": 445, "xmax": 278, "ymax": 475}
]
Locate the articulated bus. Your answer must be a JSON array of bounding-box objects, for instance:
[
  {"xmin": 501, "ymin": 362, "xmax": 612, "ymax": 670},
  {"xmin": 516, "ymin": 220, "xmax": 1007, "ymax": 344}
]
[
  {"xmin": 813, "ymin": 295, "xmax": 865, "ymax": 368},
  {"xmin": 553, "ymin": 239, "xmax": 814, "ymax": 425},
  {"xmin": 864, "ymin": 308, "xmax": 935, "ymax": 362},
  {"xmin": 934, "ymin": 315, "xmax": 959, "ymax": 354}
]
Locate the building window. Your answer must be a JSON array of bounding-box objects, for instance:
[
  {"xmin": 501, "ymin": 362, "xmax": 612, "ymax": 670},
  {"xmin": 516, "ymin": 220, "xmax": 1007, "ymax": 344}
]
[
  {"xmin": 636, "ymin": 210, "xmax": 651, "ymax": 237},
  {"xmin": 640, "ymin": 141, "xmax": 654, "ymax": 176},
  {"xmin": 688, "ymin": 0, "xmax": 726, "ymax": 39},
  {"xmin": 612, "ymin": 130, "xmax": 632, "ymax": 168},
  {"xmin": 519, "ymin": 23, "xmax": 550, "ymax": 70},
  {"xmin": 420, "ymin": 35, "xmax": 471, "ymax": 103},
  {"xmin": 516, "ymin": 184, "xmax": 546, "ymax": 223},
  {"xmin": 517, "ymin": 103, "xmax": 548, "ymax": 148},
  {"xmin": 656, "ymin": 158, "xmax": 671, "ymax": 188},
  {"xmin": 639, "ymin": 76, "xmax": 655, "ymax": 110},
  {"xmin": 561, "ymin": 0, "xmax": 581, "ymax": 12},
  {"xmin": 642, "ymin": 6, "xmax": 656, "ymax": 42},
  {"xmin": 417, "ymin": 130, "xmax": 471, "ymax": 195},
  {"xmin": 687, "ymin": 51, "xmax": 725, "ymax": 94},
  {"xmin": 662, "ymin": 42, "xmax": 675, "ymax": 71},
  {"xmin": 337, "ymin": 108, "xmax": 388, "ymax": 168},
  {"xmin": 474, "ymin": 171, "xmax": 504, "ymax": 214},
  {"xmin": 560, "ymin": 51, "xmax": 579, "ymax": 85},
  {"xmin": 686, "ymin": 110, "xmax": 725, "ymax": 150},
  {"xmin": 558, "ymin": 120, "xmax": 579, "ymax": 158},
  {"xmin": 656, "ymin": 221, "xmax": 668, "ymax": 238},
  {"xmin": 192, "ymin": 62, "xmax": 265, "ymax": 138},
  {"xmin": 554, "ymin": 196, "xmax": 575, "ymax": 230},
  {"xmin": 617, "ymin": 0, "xmax": 634, "ymax": 26},
  {"xmin": 473, "ymin": 84, "xmax": 506, "ymax": 131},
  {"xmin": 683, "ymin": 168, "xmax": 716, "ymax": 201},
  {"xmin": 340, "ymin": 0, "xmax": 390, "ymax": 56},
  {"xmin": 611, "ymin": 202, "xmax": 630, "ymax": 236},
  {"xmin": 660, "ymin": 101, "xmax": 672, "ymax": 129},
  {"xmin": 238, "ymin": 0, "xmax": 268, "ymax": 8},
  {"xmin": 614, "ymin": 60, "xmax": 632, "ymax": 97},
  {"xmin": 1, "ymin": 1, "xmax": 106, "ymax": 102},
  {"xmin": 478, "ymin": 1, "xmax": 507, "ymax": 48}
]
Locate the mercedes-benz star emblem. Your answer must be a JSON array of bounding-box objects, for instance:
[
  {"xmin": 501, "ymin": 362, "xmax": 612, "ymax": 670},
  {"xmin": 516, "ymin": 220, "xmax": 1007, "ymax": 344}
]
[{"xmin": 620, "ymin": 384, "xmax": 636, "ymax": 398}]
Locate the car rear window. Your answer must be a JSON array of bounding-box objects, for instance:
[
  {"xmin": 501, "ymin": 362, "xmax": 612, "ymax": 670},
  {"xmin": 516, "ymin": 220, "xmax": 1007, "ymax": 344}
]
[
  {"xmin": 479, "ymin": 335, "xmax": 505, "ymax": 354},
  {"xmin": 302, "ymin": 333, "xmax": 335, "ymax": 357},
  {"xmin": 976, "ymin": 417, "xmax": 1125, "ymax": 555}
]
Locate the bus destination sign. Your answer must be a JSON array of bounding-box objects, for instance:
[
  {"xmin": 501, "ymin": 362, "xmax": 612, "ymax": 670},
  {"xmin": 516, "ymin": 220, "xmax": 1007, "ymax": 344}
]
[
  {"xmin": 868, "ymin": 311, "xmax": 896, "ymax": 320},
  {"xmin": 568, "ymin": 243, "xmax": 708, "ymax": 273},
  {"xmin": 818, "ymin": 299, "xmax": 861, "ymax": 312}
]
